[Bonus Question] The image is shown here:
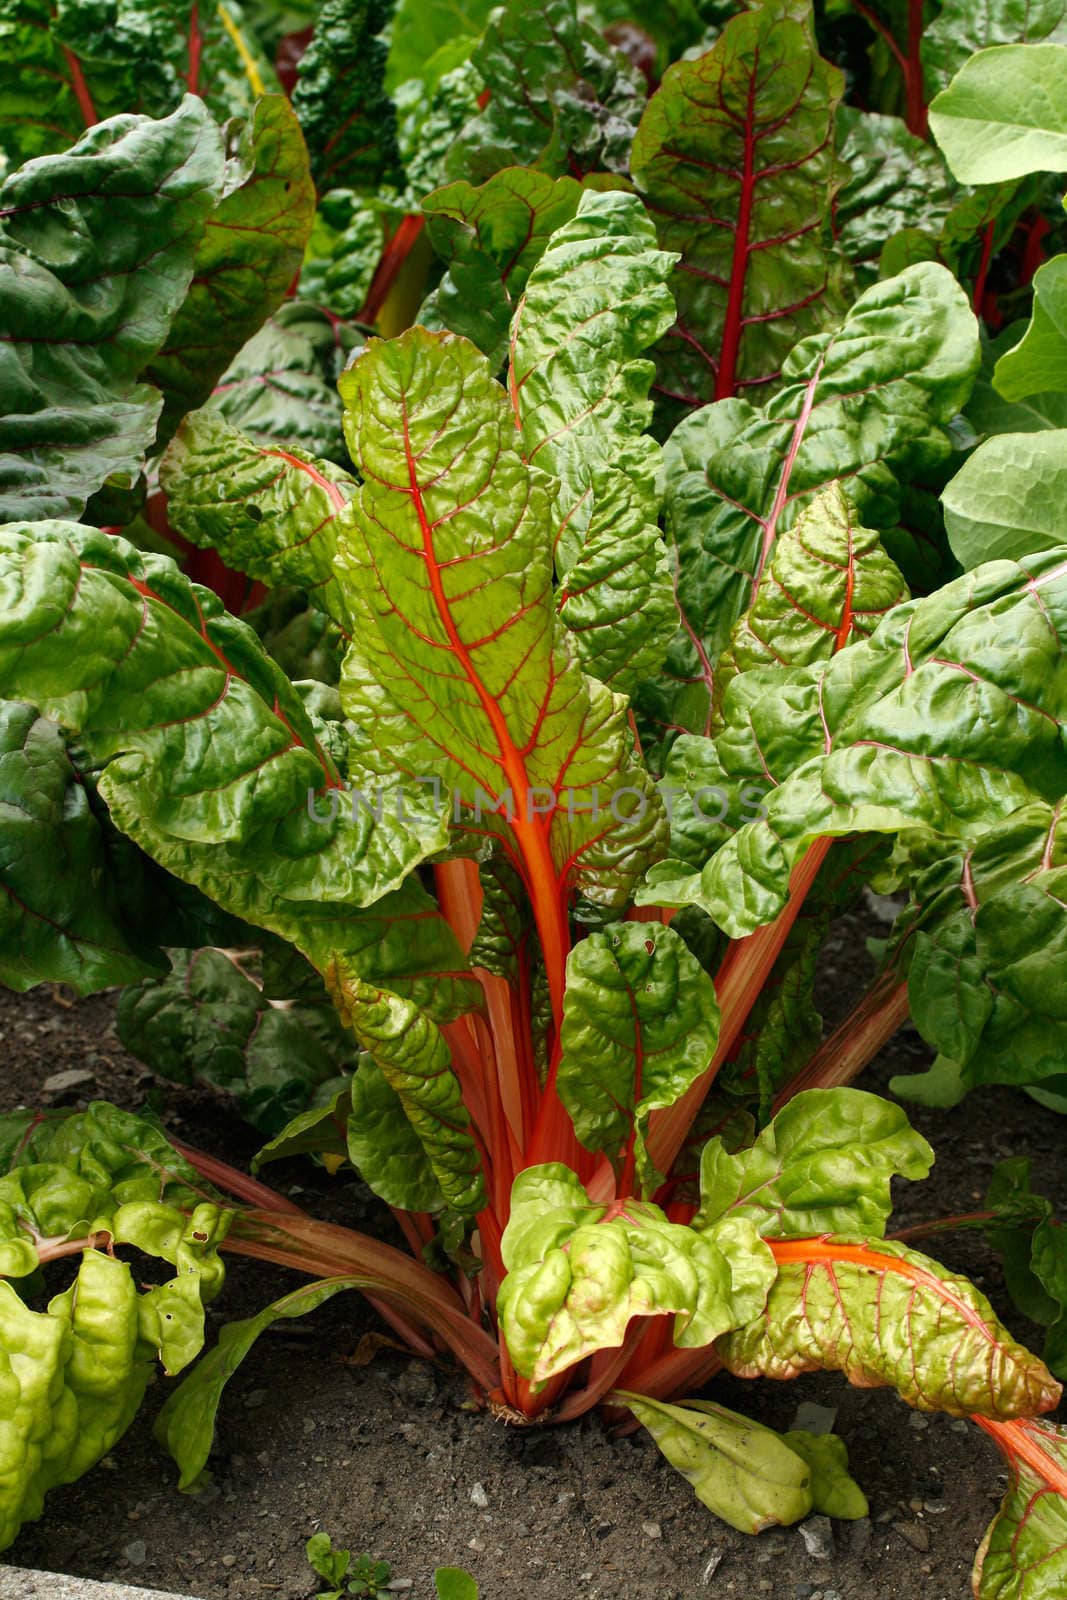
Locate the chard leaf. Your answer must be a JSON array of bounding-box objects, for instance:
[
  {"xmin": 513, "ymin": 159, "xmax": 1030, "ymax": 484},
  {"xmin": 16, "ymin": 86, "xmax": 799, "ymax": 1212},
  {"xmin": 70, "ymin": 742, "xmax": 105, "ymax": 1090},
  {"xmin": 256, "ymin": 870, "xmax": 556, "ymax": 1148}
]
[
  {"xmin": 446, "ymin": 0, "xmax": 645, "ymax": 185},
  {"xmin": 421, "ymin": 168, "xmax": 583, "ymax": 369},
  {"xmin": 967, "ymin": 326, "xmax": 1067, "ymax": 436},
  {"xmin": 327, "ymin": 973, "xmax": 485, "ymax": 1214},
  {"xmin": 161, "ymin": 408, "xmax": 356, "ymax": 632},
  {"xmin": 395, "ymin": 55, "xmax": 483, "ymax": 207},
  {"xmin": 695, "ymin": 1087, "xmax": 933, "ymax": 1239},
  {"xmin": 922, "ymin": 0, "xmax": 1067, "ymax": 95},
  {"xmin": 347, "ymin": 1058, "xmax": 445, "ymax": 1212},
  {"xmin": 781, "ymin": 1430, "xmax": 869, "ymax": 1520},
  {"xmin": 718, "ymin": 1235, "xmax": 1062, "ymax": 1418},
  {"xmin": 252, "ymin": 1083, "xmax": 350, "ymax": 1175},
  {"xmin": 299, "ymin": 191, "xmax": 382, "ymax": 321},
  {"xmin": 835, "ymin": 109, "xmax": 956, "ymax": 289},
  {"xmin": 156, "ymin": 1276, "xmax": 362, "ymax": 1491},
  {"xmin": 616, "ymin": 1392, "xmax": 815, "ymax": 1533},
  {"xmin": 994, "ymin": 259, "xmax": 1067, "ymax": 402},
  {"xmin": 385, "ymin": 0, "xmax": 495, "ymax": 91},
  {"xmin": 0, "ymin": 97, "xmax": 225, "ymax": 521},
  {"xmin": 0, "ymin": 522, "xmax": 459, "ymax": 1000},
  {"xmin": 644, "ymin": 262, "xmax": 978, "ymax": 748},
  {"xmin": 335, "ymin": 328, "xmax": 668, "ymax": 941},
  {"xmin": 973, "ymin": 1418, "xmax": 1067, "ymax": 1600},
  {"xmin": 0, "ymin": 702, "xmax": 167, "ymax": 993},
  {"xmin": 642, "ymin": 549, "xmax": 1067, "ymax": 935},
  {"xmin": 144, "ymin": 95, "xmax": 316, "ymax": 444},
  {"xmin": 291, "ymin": 0, "xmax": 403, "ymax": 196},
  {"xmin": 557, "ymin": 923, "xmax": 719, "ymax": 1188},
  {"xmin": 509, "ymin": 189, "xmax": 678, "ymax": 692},
  {"xmin": 467, "ymin": 858, "xmax": 533, "ymax": 984},
  {"xmin": 942, "ymin": 432, "xmax": 1067, "ymax": 567},
  {"xmin": 630, "ymin": 0, "xmax": 848, "ymax": 420},
  {"xmin": 498, "ymin": 1164, "xmax": 775, "ymax": 1383},
  {"xmin": 929, "ymin": 44, "xmax": 1067, "ymax": 184}
]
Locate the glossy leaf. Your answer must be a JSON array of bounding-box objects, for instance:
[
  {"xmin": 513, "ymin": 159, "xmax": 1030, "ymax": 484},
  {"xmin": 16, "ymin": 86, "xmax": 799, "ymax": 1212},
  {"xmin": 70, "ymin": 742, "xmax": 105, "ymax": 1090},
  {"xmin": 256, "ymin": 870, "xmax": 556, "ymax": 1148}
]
[
  {"xmin": 994, "ymin": 259, "xmax": 1067, "ymax": 402},
  {"xmin": 347, "ymin": 1058, "xmax": 445, "ymax": 1211},
  {"xmin": 421, "ymin": 168, "xmax": 582, "ymax": 368},
  {"xmin": 617, "ymin": 1392, "xmax": 815, "ymax": 1533},
  {"xmin": 973, "ymin": 1418, "xmax": 1067, "ymax": 1600},
  {"xmin": 834, "ymin": 109, "xmax": 956, "ymax": 289},
  {"xmin": 161, "ymin": 408, "xmax": 356, "ymax": 631},
  {"xmin": 446, "ymin": 0, "xmax": 645, "ymax": 185},
  {"xmin": 695, "ymin": 1087, "xmax": 932, "ymax": 1238},
  {"xmin": 498, "ymin": 1164, "xmax": 775, "ymax": 1383},
  {"xmin": 557, "ymin": 923, "xmax": 719, "ymax": 1186},
  {"xmin": 292, "ymin": 0, "xmax": 402, "ymax": 196},
  {"xmin": 299, "ymin": 190, "xmax": 383, "ymax": 319},
  {"xmin": 630, "ymin": 0, "xmax": 848, "ymax": 417},
  {"xmin": 942, "ymin": 432, "xmax": 1067, "ymax": 568},
  {"xmin": 509, "ymin": 190, "xmax": 678, "ymax": 692},
  {"xmin": 642, "ymin": 262, "xmax": 978, "ymax": 749},
  {"xmin": 719, "ymin": 1235, "xmax": 1062, "ymax": 1418},
  {"xmin": 928, "ymin": 45, "xmax": 1067, "ymax": 184},
  {"xmin": 0, "ymin": 97, "xmax": 224, "ymax": 521},
  {"xmin": 144, "ymin": 95, "xmax": 316, "ymax": 443}
]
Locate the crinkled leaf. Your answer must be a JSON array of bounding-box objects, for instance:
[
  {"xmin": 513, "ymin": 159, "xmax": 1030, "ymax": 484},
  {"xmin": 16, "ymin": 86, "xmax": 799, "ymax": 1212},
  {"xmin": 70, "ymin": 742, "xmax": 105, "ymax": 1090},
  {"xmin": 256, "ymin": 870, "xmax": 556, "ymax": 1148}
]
[
  {"xmin": 974, "ymin": 1418, "xmax": 1067, "ymax": 1599},
  {"xmin": 299, "ymin": 190, "xmax": 382, "ymax": 320},
  {"xmin": 695, "ymin": 1087, "xmax": 932, "ymax": 1238},
  {"xmin": 467, "ymin": 857, "xmax": 533, "ymax": 984},
  {"xmin": 557, "ymin": 923, "xmax": 719, "ymax": 1188},
  {"xmin": 161, "ymin": 408, "xmax": 356, "ymax": 632},
  {"xmin": 617, "ymin": 1392, "xmax": 815, "ymax": 1534},
  {"xmin": 421, "ymin": 168, "xmax": 582, "ymax": 368},
  {"xmin": 498, "ymin": 1163, "xmax": 775, "ymax": 1383},
  {"xmin": 781, "ymin": 1429, "xmax": 869, "ymax": 1520},
  {"xmin": 446, "ymin": 0, "xmax": 645, "ymax": 185},
  {"xmin": 347, "ymin": 1058, "xmax": 445, "ymax": 1212},
  {"xmin": 994, "ymin": 258, "xmax": 1067, "ymax": 402},
  {"xmin": 395, "ymin": 56, "xmax": 483, "ymax": 207},
  {"xmin": 835, "ymin": 109, "xmax": 956, "ymax": 289},
  {"xmin": 0, "ymin": 97, "xmax": 224, "ymax": 520},
  {"xmin": 929, "ymin": 44, "xmax": 1067, "ymax": 185},
  {"xmin": 144, "ymin": 95, "xmax": 316, "ymax": 444},
  {"xmin": 292, "ymin": 0, "xmax": 402, "ymax": 196},
  {"xmin": 509, "ymin": 189, "xmax": 678, "ymax": 691},
  {"xmin": 335, "ymin": 328, "xmax": 668, "ymax": 924},
  {"xmin": 641, "ymin": 262, "xmax": 978, "ymax": 751},
  {"xmin": 942, "ymin": 431, "xmax": 1067, "ymax": 568},
  {"xmin": 719, "ymin": 1234, "xmax": 1062, "ymax": 1418},
  {"xmin": 630, "ymin": 0, "xmax": 848, "ymax": 421}
]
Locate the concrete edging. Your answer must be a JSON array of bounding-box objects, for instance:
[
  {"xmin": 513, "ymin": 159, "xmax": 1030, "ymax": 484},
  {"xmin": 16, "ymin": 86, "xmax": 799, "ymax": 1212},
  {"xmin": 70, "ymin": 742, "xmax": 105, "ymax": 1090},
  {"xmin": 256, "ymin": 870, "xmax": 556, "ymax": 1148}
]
[{"xmin": 0, "ymin": 1570, "xmax": 203, "ymax": 1600}]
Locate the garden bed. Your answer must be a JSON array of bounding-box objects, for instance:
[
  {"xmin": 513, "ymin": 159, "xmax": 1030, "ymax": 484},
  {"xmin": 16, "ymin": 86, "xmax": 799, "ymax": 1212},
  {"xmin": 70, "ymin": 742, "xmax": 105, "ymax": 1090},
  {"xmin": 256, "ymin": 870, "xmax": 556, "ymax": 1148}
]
[{"xmin": 2, "ymin": 908, "xmax": 1062, "ymax": 1600}]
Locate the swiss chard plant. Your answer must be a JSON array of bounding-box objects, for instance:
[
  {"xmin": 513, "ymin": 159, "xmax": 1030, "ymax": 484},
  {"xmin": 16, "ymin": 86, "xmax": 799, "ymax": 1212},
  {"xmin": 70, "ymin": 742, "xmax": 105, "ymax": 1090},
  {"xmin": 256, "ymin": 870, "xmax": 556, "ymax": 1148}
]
[{"xmin": 2, "ymin": 2, "xmax": 1067, "ymax": 1594}]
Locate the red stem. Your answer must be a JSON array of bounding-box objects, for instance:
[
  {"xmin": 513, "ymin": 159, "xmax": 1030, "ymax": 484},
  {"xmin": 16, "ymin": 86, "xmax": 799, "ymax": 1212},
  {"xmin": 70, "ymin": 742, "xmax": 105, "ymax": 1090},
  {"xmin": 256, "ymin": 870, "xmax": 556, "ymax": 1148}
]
[
  {"xmin": 187, "ymin": 2, "xmax": 202, "ymax": 95},
  {"xmin": 715, "ymin": 53, "xmax": 758, "ymax": 400},
  {"xmin": 61, "ymin": 45, "xmax": 98, "ymax": 127},
  {"xmin": 361, "ymin": 215, "xmax": 426, "ymax": 328},
  {"xmin": 973, "ymin": 220, "xmax": 996, "ymax": 314},
  {"xmin": 905, "ymin": 0, "xmax": 927, "ymax": 137},
  {"xmin": 976, "ymin": 1416, "xmax": 1067, "ymax": 1497},
  {"xmin": 170, "ymin": 1138, "xmax": 307, "ymax": 1216},
  {"xmin": 891, "ymin": 1211, "xmax": 996, "ymax": 1244},
  {"xmin": 772, "ymin": 970, "xmax": 909, "ymax": 1110}
]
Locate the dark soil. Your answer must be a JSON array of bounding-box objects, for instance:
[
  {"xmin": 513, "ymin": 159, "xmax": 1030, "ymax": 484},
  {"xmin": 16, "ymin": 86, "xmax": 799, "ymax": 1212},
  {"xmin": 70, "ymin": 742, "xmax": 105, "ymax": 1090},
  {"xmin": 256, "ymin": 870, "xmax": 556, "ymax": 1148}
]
[{"xmin": 2, "ymin": 904, "xmax": 1065, "ymax": 1600}]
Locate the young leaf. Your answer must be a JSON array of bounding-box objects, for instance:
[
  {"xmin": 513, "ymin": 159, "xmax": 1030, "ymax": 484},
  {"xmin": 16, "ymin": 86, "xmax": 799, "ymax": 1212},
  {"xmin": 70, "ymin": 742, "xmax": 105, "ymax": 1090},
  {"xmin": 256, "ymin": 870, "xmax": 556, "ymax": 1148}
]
[
  {"xmin": 973, "ymin": 1417, "xmax": 1067, "ymax": 1600},
  {"xmin": 421, "ymin": 169, "xmax": 583, "ymax": 369},
  {"xmin": 335, "ymin": 327, "xmax": 668, "ymax": 1020},
  {"xmin": 498, "ymin": 1164, "xmax": 775, "ymax": 1383},
  {"xmin": 644, "ymin": 262, "xmax": 978, "ymax": 746},
  {"xmin": 0, "ymin": 97, "xmax": 225, "ymax": 520},
  {"xmin": 695, "ymin": 1087, "xmax": 933, "ymax": 1238},
  {"xmin": 446, "ymin": 0, "xmax": 645, "ymax": 185},
  {"xmin": 630, "ymin": 0, "xmax": 848, "ymax": 416},
  {"xmin": 557, "ymin": 923, "xmax": 719, "ymax": 1188},
  {"xmin": 508, "ymin": 190, "xmax": 678, "ymax": 691},
  {"xmin": 993, "ymin": 259, "xmax": 1067, "ymax": 402},
  {"xmin": 928, "ymin": 44, "xmax": 1067, "ymax": 184},
  {"xmin": 144, "ymin": 95, "xmax": 317, "ymax": 443},
  {"xmin": 781, "ymin": 1430, "xmax": 869, "ymax": 1520},
  {"xmin": 942, "ymin": 432, "xmax": 1067, "ymax": 567},
  {"xmin": 616, "ymin": 1392, "xmax": 816, "ymax": 1533},
  {"xmin": 718, "ymin": 1236, "xmax": 1062, "ymax": 1419},
  {"xmin": 434, "ymin": 1569, "xmax": 479, "ymax": 1600},
  {"xmin": 292, "ymin": 0, "xmax": 403, "ymax": 196}
]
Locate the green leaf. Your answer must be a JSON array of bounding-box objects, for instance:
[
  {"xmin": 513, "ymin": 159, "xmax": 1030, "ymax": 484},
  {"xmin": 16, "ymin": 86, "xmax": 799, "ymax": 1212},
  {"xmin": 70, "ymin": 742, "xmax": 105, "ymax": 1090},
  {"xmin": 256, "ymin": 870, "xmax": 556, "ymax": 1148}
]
[
  {"xmin": 630, "ymin": 0, "xmax": 848, "ymax": 420},
  {"xmin": 967, "ymin": 325, "xmax": 1067, "ymax": 437},
  {"xmin": 616, "ymin": 1392, "xmax": 815, "ymax": 1534},
  {"xmin": 835, "ymin": 109, "xmax": 956, "ymax": 289},
  {"xmin": 509, "ymin": 189, "xmax": 678, "ymax": 692},
  {"xmin": 0, "ymin": 97, "xmax": 225, "ymax": 520},
  {"xmin": 498, "ymin": 1163, "xmax": 775, "ymax": 1383},
  {"xmin": 299, "ymin": 190, "xmax": 383, "ymax": 319},
  {"xmin": 434, "ymin": 1569, "xmax": 479, "ymax": 1600},
  {"xmin": 156, "ymin": 1276, "xmax": 361, "ymax": 1490},
  {"xmin": 973, "ymin": 1418, "xmax": 1067, "ymax": 1599},
  {"xmin": 641, "ymin": 262, "xmax": 979, "ymax": 750},
  {"xmin": 642, "ymin": 549, "xmax": 1067, "ymax": 935},
  {"xmin": 161, "ymin": 408, "xmax": 356, "ymax": 632},
  {"xmin": 292, "ymin": 0, "xmax": 403, "ymax": 196},
  {"xmin": 942, "ymin": 432, "xmax": 1067, "ymax": 567},
  {"xmin": 781, "ymin": 1430, "xmax": 869, "ymax": 1520},
  {"xmin": 395, "ymin": 55, "xmax": 483, "ymax": 206},
  {"xmin": 929, "ymin": 44, "xmax": 1067, "ymax": 184},
  {"xmin": 335, "ymin": 327, "xmax": 668, "ymax": 933},
  {"xmin": 557, "ymin": 923, "xmax": 719, "ymax": 1188},
  {"xmin": 719, "ymin": 1235, "xmax": 1062, "ymax": 1418},
  {"xmin": 252, "ymin": 1083, "xmax": 351, "ymax": 1174},
  {"xmin": 446, "ymin": 0, "xmax": 645, "ymax": 185},
  {"xmin": 421, "ymin": 168, "xmax": 583, "ymax": 369},
  {"xmin": 307, "ymin": 1532, "xmax": 351, "ymax": 1588},
  {"xmin": 385, "ymin": 0, "xmax": 495, "ymax": 90},
  {"xmin": 347, "ymin": 1057, "xmax": 446, "ymax": 1212},
  {"xmin": 328, "ymin": 973, "xmax": 485, "ymax": 1214},
  {"xmin": 922, "ymin": 0, "xmax": 1067, "ymax": 96},
  {"xmin": 994, "ymin": 258, "xmax": 1067, "ymax": 401},
  {"xmin": 144, "ymin": 95, "xmax": 316, "ymax": 444},
  {"xmin": 695, "ymin": 1087, "xmax": 933, "ymax": 1238}
]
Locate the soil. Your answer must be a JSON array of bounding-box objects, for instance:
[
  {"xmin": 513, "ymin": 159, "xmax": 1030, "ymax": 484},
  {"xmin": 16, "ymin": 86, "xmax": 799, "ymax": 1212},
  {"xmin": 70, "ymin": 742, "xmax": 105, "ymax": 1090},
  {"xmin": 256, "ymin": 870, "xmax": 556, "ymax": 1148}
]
[{"xmin": 2, "ymin": 903, "xmax": 1065, "ymax": 1600}]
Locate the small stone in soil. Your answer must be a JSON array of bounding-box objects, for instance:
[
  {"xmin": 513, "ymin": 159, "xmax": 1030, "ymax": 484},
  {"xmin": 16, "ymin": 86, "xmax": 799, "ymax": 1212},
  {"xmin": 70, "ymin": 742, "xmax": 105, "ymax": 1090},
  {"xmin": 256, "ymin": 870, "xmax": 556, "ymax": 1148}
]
[
  {"xmin": 790, "ymin": 1401, "xmax": 837, "ymax": 1436},
  {"xmin": 221, "ymin": 1555, "xmax": 237, "ymax": 1568},
  {"xmin": 908, "ymin": 1413, "xmax": 929, "ymax": 1430},
  {"xmin": 642, "ymin": 1521, "xmax": 662, "ymax": 1540},
  {"xmin": 124, "ymin": 1538, "xmax": 148, "ymax": 1566},
  {"xmin": 702, "ymin": 1549, "xmax": 725, "ymax": 1583},
  {"xmin": 244, "ymin": 1389, "xmax": 267, "ymax": 1409},
  {"xmin": 798, "ymin": 1516, "xmax": 834, "ymax": 1561},
  {"xmin": 470, "ymin": 1481, "xmax": 489, "ymax": 1508},
  {"xmin": 42, "ymin": 1067, "xmax": 95, "ymax": 1097},
  {"xmin": 893, "ymin": 1521, "xmax": 931, "ymax": 1552}
]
